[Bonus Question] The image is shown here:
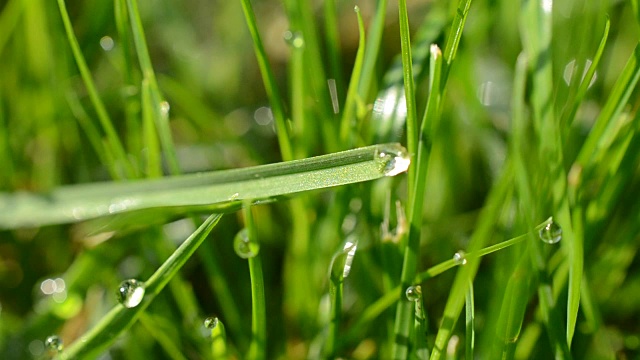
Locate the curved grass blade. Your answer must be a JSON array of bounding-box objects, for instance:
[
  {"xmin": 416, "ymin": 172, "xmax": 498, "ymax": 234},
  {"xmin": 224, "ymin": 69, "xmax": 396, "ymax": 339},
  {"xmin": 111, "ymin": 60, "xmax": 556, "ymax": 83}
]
[
  {"xmin": 0, "ymin": 143, "xmax": 409, "ymax": 229},
  {"xmin": 61, "ymin": 213, "xmax": 223, "ymax": 359}
]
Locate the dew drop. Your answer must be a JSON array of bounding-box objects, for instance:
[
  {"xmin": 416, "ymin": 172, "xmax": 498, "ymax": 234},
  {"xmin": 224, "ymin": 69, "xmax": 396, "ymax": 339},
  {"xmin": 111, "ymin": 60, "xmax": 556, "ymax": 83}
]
[
  {"xmin": 453, "ymin": 251, "xmax": 467, "ymax": 265},
  {"xmin": 539, "ymin": 221, "xmax": 562, "ymax": 244},
  {"xmin": 283, "ymin": 30, "xmax": 304, "ymax": 49},
  {"xmin": 204, "ymin": 316, "xmax": 219, "ymax": 329},
  {"xmin": 116, "ymin": 279, "xmax": 146, "ymax": 308},
  {"xmin": 375, "ymin": 145, "xmax": 411, "ymax": 177},
  {"xmin": 405, "ymin": 285, "xmax": 422, "ymax": 302},
  {"xmin": 234, "ymin": 228, "xmax": 260, "ymax": 259},
  {"xmin": 45, "ymin": 335, "xmax": 63, "ymax": 353}
]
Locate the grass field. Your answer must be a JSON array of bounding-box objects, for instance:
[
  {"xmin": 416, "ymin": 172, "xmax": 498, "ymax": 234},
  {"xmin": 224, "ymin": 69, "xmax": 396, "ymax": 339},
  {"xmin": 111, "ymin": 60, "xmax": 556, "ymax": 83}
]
[{"xmin": 1, "ymin": 0, "xmax": 639, "ymax": 359}]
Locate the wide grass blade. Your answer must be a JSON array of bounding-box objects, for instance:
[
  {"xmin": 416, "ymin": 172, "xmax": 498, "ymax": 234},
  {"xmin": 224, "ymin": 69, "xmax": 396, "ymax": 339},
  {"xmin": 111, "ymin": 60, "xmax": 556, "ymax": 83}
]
[{"xmin": 0, "ymin": 143, "xmax": 409, "ymax": 228}]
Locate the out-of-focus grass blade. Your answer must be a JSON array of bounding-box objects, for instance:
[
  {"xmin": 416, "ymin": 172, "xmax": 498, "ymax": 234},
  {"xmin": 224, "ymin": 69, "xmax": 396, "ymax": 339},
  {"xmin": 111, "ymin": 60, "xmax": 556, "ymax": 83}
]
[
  {"xmin": 560, "ymin": 17, "xmax": 610, "ymax": 129},
  {"xmin": 126, "ymin": 0, "xmax": 180, "ymax": 175},
  {"xmin": 56, "ymin": 0, "xmax": 135, "ymax": 180},
  {"xmin": 240, "ymin": 0, "xmax": 292, "ymax": 160},
  {"xmin": 0, "ymin": 143, "xmax": 409, "ymax": 228},
  {"xmin": 520, "ymin": 0, "xmax": 582, "ymax": 345},
  {"xmin": 61, "ymin": 213, "xmax": 223, "ymax": 359}
]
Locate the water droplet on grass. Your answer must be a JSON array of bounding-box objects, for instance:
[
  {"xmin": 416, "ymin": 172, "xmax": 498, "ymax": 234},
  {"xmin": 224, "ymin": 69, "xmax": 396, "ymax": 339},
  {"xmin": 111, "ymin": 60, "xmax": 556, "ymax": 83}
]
[
  {"xmin": 45, "ymin": 335, "xmax": 63, "ymax": 353},
  {"xmin": 375, "ymin": 145, "xmax": 410, "ymax": 176},
  {"xmin": 453, "ymin": 251, "xmax": 467, "ymax": 265},
  {"xmin": 539, "ymin": 221, "xmax": 562, "ymax": 244},
  {"xmin": 234, "ymin": 228, "xmax": 259, "ymax": 259},
  {"xmin": 204, "ymin": 317, "xmax": 219, "ymax": 329},
  {"xmin": 405, "ymin": 285, "xmax": 422, "ymax": 302},
  {"xmin": 116, "ymin": 279, "xmax": 145, "ymax": 308}
]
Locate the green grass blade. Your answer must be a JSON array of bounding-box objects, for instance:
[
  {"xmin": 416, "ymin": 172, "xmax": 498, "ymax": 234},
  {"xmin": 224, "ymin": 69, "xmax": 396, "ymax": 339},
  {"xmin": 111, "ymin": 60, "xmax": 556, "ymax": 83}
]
[
  {"xmin": 393, "ymin": 44, "xmax": 442, "ymax": 359},
  {"xmin": 126, "ymin": 0, "xmax": 180, "ymax": 175},
  {"xmin": 429, "ymin": 164, "xmax": 512, "ymax": 360},
  {"xmin": 240, "ymin": 0, "xmax": 292, "ymax": 161},
  {"xmin": 56, "ymin": 0, "xmax": 135, "ymax": 179},
  {"xmin": 0, "ymin": 143, "xmax": 409, "ymax": 228},
  {"xmin": 243, "ymin": 205, "xmax": 266, "ymax": 360},
  {"xmin": 61, "ymin": 213, "xmax": 223, "ymax": 359},
  {"xmin": 357, "ymin": 0, "xmax": 388, "ymax": 103},
  {"xmin": 397, "ymin": 0, "xmax": 418, "ymax": 187},
  {"xmin": 339, "ymin": 6, "xmax": 366, "ymax": 146},
  {"xmin": 573, "ymin": 43, "xmax": 640, "ymax": 172},
  {"xmin": 210, "ymin": 317, "xmax": 229, "ymax": 359},
  {"xmin": 465, "ymin": 279, "xmax": 475, "ymax": 360}
]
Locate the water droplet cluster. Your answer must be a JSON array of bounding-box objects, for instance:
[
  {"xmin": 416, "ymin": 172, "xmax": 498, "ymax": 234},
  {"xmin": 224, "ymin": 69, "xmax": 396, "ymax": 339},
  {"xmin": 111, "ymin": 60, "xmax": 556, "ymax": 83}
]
[
  {"xmin": 116, "ymin": 279, "xmax": 146, "ymax": 308},
  {"xmin": 234, "ymin": 228, "xmax": 260, "ymax": 259},
  {"xmin": 539, "ymin": 221, "xmax": 562, "ymax": 244}
]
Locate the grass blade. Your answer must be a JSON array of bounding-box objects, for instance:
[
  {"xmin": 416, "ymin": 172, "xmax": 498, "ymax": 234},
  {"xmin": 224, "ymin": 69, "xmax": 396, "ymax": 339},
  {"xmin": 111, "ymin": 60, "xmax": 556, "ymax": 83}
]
[
  {"xmin": 240, "ymin": 0, "xmax": 292, "ymax": 161},
  {"xmin": 61, "ymin": 213, "xmax": 223, "ymax": 359},
  {"xmin": 56, "ymin": 0, "xmax": 135, "ymax": 179},
  {"xmin": 242, "ymin": 205, "xmax": 266, "ymax": 360},
  {"xmin": 0, "ymin": 143, "xmax": 409, "ymax": 228}
]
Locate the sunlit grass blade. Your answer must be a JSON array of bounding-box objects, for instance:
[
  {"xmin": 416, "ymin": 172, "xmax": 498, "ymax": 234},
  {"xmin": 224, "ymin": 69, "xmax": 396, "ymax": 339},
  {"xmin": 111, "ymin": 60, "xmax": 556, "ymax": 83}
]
[
  {"xmin": 393, "ymin": 44, "xmax": 442, "ymax": 359},
  {"xmin": 0, "ymin": 143, "xmax": 409, "ymax": 228},
  {"xmin": 240, "ymin": 0, "xmax": 292, "ymax": 161},
  {"xmin": 61, "ymin": 213, "xmax": 223, "ymax": 359},
  {"xmin": 56, "ymin": 0, "xmax": 135, "ymax": 179}
]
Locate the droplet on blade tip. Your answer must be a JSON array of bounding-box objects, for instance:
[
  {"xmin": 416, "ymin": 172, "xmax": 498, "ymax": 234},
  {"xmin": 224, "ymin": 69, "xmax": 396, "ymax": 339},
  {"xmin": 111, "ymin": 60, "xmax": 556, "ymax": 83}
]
[{"xmin": 116, "ymin": 279, "xmax": 145, "ymax": 308}]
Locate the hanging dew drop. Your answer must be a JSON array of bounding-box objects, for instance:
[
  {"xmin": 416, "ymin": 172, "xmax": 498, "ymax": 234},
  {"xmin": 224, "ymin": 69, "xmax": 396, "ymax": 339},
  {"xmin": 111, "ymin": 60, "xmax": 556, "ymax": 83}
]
[
  {"xmin": 116, "ymin": 279, "xmax": 145, "ymax": 308},
  {"xmin": 374, "ymin": 145, "xmax": 411, "ymax": 176},
  {"xmin": 204, "ymin": 316, "xmax": 219, "ymax": 329},
  {"xmin": 44, "ymin": 335, "xmax": 63, "ymax": 353},
  {"xmin": 234, "ymin": 228, "xmax": 260, "ymax": 259},
  {"xmin": 539, "ymin": 221, "xmax": 562, "ymax": 244},
  {"xmin": 405, "ymin": 285, "xmax": 422, "ymax": 302},
  {"xmin": 453, "ymin": 251, "xmax": 467, "ymax": 265}
]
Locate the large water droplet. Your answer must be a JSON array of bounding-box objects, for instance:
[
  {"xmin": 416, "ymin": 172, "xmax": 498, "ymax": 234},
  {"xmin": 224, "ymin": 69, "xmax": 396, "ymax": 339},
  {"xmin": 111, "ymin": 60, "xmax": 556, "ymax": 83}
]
[
  {"xmin": 405, "ymin": 285, "xmax": 422, "ymax": 302},
  {"xmin": 453, "ymin": 251, "xmax": 467, "ymax": 265},
  {"xmin": 45, "ymin": 335, "xmax": 63, "ymax": 353},
  {"xmin": 539, "ymin": 221, "xmax": 562, "ymax": 244},
  {"xmin": 234, "ymin": 228, "xmax": 260, "ymax": 259},
  {"xmin": 204, "ymin": 316, "xmax": 219, "ymax": 329},
  {"xmin": 375, "ymin": 145, "xmax": 411, "ymax": 176},
  {"xmin": 116, "ymin": 279, "xmax": 146, "ymax": 308}
]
